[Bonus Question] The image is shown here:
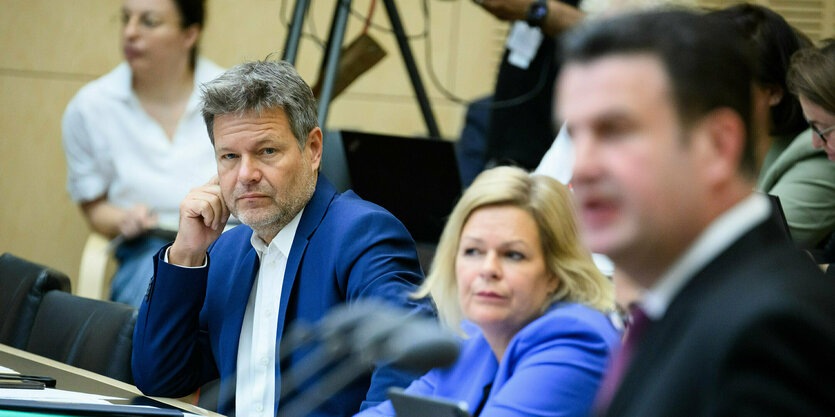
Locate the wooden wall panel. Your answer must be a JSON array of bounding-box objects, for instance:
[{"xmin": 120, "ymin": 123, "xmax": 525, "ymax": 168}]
[
  {"xmin": 0, "ymin": 74, "xmax": 90, "ymax": 289},
  {"xmin": 328, "ymin": 97, "xmax": 465, "ymax": 139},
  {"xmin": 0, "ymin": 0, "xmax": 122, "ymax": 76},
  {"xmin": 200, "ymin": 0, "xmax": 289, "ymax": 68},
  {"xmin": 695, "ymin": 0, "xmax": 835, "ymax": 42}
]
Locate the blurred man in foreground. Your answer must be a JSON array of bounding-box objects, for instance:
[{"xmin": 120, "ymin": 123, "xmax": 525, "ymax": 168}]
[{"xmin": 559, "ymin": 10, "xmax": 835, "ymax": 416}]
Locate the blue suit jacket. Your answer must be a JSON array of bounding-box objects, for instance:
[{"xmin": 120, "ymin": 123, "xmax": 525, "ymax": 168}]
[
  {"xmin": 132, "ymin": 176, "xmax": 432, "ymax": 417},
  {"xmin": 357, "ymin": 303, "xmax": 621, "ymax": 417}
]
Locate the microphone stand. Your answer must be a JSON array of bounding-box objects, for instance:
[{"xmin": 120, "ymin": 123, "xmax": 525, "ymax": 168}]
[
  {"xmin": 200, "ymin": 302, "xmax": 457, "ymax": 417},
  {"xmin": 275, "ymin": 302, "xmax": 458, "ymax": 417}
]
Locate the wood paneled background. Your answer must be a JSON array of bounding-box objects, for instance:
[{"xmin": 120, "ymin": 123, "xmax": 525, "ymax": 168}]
[{"xmin": 0, "ymin": 0, "xmax": 832, "ymax": 290}]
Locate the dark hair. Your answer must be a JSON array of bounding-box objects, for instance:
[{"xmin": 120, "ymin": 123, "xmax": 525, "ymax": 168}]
[
  {"xmin": 708, "ymin": 4, "xmax": 808, "ymax": 138},
  {"xmin": 561, "ymin": 10, "xmax": 758, "ymax": 179},
  {"xmin": 171, "ymin": 0, "xmax": 205, "ymax": 69},
  {"xmin": 788, "ymin": 39, "xmax": 835, "ymax": 115}
]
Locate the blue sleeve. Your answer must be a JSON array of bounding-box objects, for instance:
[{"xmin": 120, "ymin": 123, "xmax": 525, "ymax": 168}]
[
  {"xmin": 482, "ymin": 311, "xmax": 619, "ymax": 417},
  {"xmin": 131, "ymin": 246, "xmax": 218, "ymax": 397},
  {"xmin": 338, "ymin": 208, "xmax": 437, "ymax": 410}
]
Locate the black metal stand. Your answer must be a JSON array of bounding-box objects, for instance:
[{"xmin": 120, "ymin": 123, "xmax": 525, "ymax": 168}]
[{"xmin": 282, "ymin": 0, "xmax": 441, "ymax": 138}]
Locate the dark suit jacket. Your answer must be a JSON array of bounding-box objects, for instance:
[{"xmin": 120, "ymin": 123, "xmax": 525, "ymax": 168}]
[
  {"xmin": 603, "ymin": 212, "xmax": 835, "ymax": 416},
  {"xmin": 131, "ymin": 176, "xmax": 432, "ymax": 417}
]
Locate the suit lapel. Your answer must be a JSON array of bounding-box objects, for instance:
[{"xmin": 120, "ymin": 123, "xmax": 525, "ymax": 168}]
[
  {"xmin": 275, "ymin": 175, "xmax": 337, "ymax": 345},
  {"xmin": 606, "ymin": 217, "xmax": 792, "ymax": 416},
  {"xmin": 272, "ymin": 176, "xmax": 336, "ymax": 413}
]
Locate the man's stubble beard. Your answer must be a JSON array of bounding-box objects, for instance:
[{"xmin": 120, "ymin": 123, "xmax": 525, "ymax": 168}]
[{"xmin": 232, "ymin": 167, "xmax": 317, "ymax": 241}]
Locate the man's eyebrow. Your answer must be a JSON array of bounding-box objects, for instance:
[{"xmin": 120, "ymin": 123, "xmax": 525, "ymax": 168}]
[
  {"xmin": 565, "ymin": 110, "xmax": 634, "ymax": 133},
  {"xmin": 592, "ymin": 110, "xmax": 634, "ymax": 122},
  {"xmin": 216, "ymin": 138, "xmax": 280, "ymax": 152}
]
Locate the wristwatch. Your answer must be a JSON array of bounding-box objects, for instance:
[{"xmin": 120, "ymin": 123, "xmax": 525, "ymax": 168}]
[{"xmin": 526, "ymin": 0, "xmax": 548, "ymax": 28}]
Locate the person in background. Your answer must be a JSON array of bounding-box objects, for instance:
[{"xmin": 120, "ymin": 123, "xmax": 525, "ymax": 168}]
[
  {"xmin": 472, "ymin": 0, "xmax": 695, "ymax": 176},
  {"xmin": 710, "ymin": 4, "xmax": 835, "ymax": 249},
  {"xmin": 469, "ymin": 0, "xmax": 582, "ymax": 174},
  {"xmin": 787, "ymin": 38, "xmax": 835, "ymax": 266},
  {"xmin": 357, "ymin": 166, "xmax": 619, "ymax": 417},
  {"xmin": 788, "ymin": 39, "xmax": 835, "ymax": 161},
  {"xmin": 475, "ymin": 0, "xmax": 584, "ymax": 38},
  {"xmin": 558, "ymin": 10, "xmax": 835, "ymax": 416},
  {"xmin": 61, "ymin": 0, "xmax": 223, "ymax": 307}
]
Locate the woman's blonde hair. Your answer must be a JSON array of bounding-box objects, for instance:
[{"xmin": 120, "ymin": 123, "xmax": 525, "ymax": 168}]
[{"xmin": 414, "ymin": 166, "xmax": 614, "ymax": 332}]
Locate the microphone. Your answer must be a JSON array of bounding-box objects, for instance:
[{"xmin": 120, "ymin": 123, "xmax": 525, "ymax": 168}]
[
  {"xmin": 276, "ymin": 301, "xmax": 459, "ymax": 417},
  {"xmin": 350, "ymin": 312, "xmax": 459, "ymax": 372}
]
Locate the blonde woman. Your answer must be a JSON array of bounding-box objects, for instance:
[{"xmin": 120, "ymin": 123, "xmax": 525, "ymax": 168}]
[{"xmin": 357, "ymin": 166, "xmax": 619, "ymax": 417}]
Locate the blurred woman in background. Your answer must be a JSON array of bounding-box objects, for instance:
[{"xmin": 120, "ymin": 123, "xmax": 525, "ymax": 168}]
[
  {"xmin": 710, "ymin": 4, "xmax": 835, "ymax": 249},
  {"xmin": 787, "ymin": 39, "xmax": 835, "ymax": 267},
  {"xmin": 62, "ymin": 0, "xmax": 223, "ymax": 306},
  {"xmin": 357, "ymin": 166, "xmax": 619, "ymax": 417},
  {"xmin": 788, "ymin": 39, "xmax": 835, "ymax": 161}
]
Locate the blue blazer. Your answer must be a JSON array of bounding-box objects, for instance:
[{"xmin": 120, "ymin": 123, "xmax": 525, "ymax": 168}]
[
  {"xmin": 357, "ymin": 303, "xmax": 621, "ymax": 417},
  {"xmin": 132, "ymin": 176, "xmax": 432, "ymax": 417}
]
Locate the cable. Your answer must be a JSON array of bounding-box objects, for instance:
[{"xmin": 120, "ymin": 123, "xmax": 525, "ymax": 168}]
[
  {"xmin": 421, "ymin": 0, "xmax": 552, "ymax": 109},
  {"xmin": 348, "ymin": 3, "xmax": 428, "ymax": 39},
  {"xmin": 279, "ymin": 0, "xmax": 326, "ymax": 49},
  {"xmin": 276, "ymin": 0, "xmax": 548, "ymax": 109},
  {"xmin": 305, "ymin": 0, "xmax": 327, "ymax": 47},
  {"xmin": 360, "ymin": 0, "xmax": 377, "ymax": 35}
]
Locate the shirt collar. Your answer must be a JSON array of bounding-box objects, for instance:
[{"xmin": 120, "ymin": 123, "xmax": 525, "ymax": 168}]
[
  {"xmin": 103, "ymin": 58, "xmax": 210, "ymax": 109},
  {"xmin": 250, "ymin": 208, "xmax": 304, "ymax": 260},
  {"xmin": 642, "ymin": 192, "xmax": 770, "ymax": 320},
  {"xmin": 102, "ymin": 62, "xmax": 133, "ymax": 101},
  {"xmin": 186, "ymin": 58, "xmax": 213, "ymax": 113}
]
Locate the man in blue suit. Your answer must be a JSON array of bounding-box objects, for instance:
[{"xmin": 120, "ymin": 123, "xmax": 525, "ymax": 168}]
[{"xmin": 131, "ymin": 60, "xmax": 431, "ymax": 417}]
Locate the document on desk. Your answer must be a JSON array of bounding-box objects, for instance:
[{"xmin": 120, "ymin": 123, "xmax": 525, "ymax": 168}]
[
  {"xmin": 0, "ymin": 399, "xmax": 186, "ymax": 416},
  {"xmin": 0, "ymin": 387, "xmax": 122, "ymax": 404}
]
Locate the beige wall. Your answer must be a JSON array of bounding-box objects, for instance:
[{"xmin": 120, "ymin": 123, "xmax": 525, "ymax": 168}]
[{"xmin": 1, "ymin": 0, "xmax": 833, "ymax": 290}]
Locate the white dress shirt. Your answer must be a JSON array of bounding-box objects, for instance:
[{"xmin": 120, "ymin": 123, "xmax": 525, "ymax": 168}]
[
  {"xmin": 61, "ymin": 58, "xmax": 224, "ymax": 231},
  {"xmin": 236, "ymin": 209, "xmax": 303, "ymax": 417},
  {"xmin": 642, "ymin": 193, "xmax": 771, "ymax": 320}
]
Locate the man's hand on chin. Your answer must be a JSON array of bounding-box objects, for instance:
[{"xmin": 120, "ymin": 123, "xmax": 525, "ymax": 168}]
[{"xmin": 169, "ymin": 176, "xmax": 230, "ymax": 267}]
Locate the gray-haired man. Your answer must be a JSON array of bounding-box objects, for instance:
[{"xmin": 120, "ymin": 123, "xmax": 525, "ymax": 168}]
[{"xmin": 131, "ymin": 60, "xmax": 431, "ymax": 417}]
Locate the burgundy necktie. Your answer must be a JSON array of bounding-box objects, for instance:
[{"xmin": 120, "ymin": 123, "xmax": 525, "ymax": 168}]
[{"xmin": 593, "ymin": 306, "xmax": 651, "ymax": 414}]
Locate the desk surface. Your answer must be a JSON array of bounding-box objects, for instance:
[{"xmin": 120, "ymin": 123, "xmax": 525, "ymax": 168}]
[{"xmin": 0, "ymin": 344, "xmax": 222, "ymax": 416}]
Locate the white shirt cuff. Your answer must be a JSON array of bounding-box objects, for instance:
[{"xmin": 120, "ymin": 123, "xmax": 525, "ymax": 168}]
[{"xmin": 163, "ymin": 246, "xmax": 208, "ymax": 268}]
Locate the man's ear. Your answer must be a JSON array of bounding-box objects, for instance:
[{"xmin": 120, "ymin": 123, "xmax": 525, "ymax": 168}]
[
  {"xmin": 692, "ymin": 108, "xmax": 747, "ymax": 187},
  {"xmin": 305, "ymin": 127, "xmax": 323, "ymax": 171}
]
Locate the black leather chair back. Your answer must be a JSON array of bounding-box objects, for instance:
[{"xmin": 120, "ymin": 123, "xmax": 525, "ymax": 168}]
[
  {"xmin": 0, "ymin": 253, "xmax": 71, "ymax": 348},
  {"xmin": 26, "ymin": 291, "xmax": 138, "ymax": 384}
]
